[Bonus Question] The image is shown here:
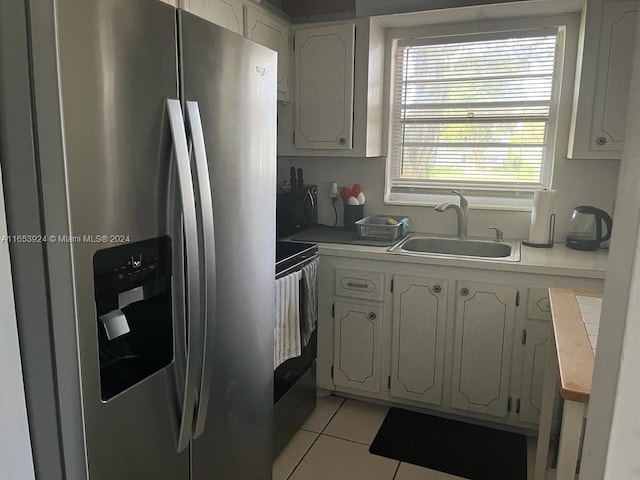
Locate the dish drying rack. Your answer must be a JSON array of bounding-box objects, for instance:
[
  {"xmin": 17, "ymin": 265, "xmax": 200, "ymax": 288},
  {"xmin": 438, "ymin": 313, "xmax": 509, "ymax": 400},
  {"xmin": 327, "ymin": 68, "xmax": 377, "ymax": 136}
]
[{"xmin": 355, "ymin": 215, "xmax": 409, "ymax": 241}]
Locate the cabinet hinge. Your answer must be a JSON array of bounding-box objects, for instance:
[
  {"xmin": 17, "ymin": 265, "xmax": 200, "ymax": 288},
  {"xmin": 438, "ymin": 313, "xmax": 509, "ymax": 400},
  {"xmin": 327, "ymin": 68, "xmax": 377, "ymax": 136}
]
[
  {"xmin": 331, "ymin": 365, "xmax": 334, "ymax": 379},
  {"xmin": 516, "ymin": 291, "xmax": 520, "ymax": 307},
  {"xmin": 507, "ymin": 397, "xmax": 513, "ymax": 412},
  {"xmin": 390, "ymin": 278, "xmax": 394, "ymax": 293},
  {"xmin": 387, "ymin": 376, "xmax": 391, "ymax": 389},
  {"xmin": 516, "ymin": 398, "xmax": 521, "ymax": 414},
  {"xmin": 331, "ymin": 303, "xmax": 335, "ymax": 318},
  {"xmin": 293, "ymin": 131, "xmax": 295, "ymax": 145},
  {"xmin": 292, "ymin": 36, "xmax": 295, "ymax": 49},
  {"xmin": 522, "ymin": 329, "xmax": 527, "ymax": 345}
]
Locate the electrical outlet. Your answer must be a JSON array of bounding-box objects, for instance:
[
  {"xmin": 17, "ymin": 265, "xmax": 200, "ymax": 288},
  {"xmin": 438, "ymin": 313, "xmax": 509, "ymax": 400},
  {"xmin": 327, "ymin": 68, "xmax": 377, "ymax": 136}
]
[{"xmin": 330, "ymin": 181, "xmax": 339, "ymax": 199}]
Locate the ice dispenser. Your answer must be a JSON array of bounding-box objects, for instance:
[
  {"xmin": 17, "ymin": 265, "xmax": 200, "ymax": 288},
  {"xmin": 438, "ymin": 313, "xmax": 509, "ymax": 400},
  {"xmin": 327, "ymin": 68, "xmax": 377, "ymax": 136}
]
[{"xmin": 93, "ymin": 236, "xmax": 173, "ymax": 401}]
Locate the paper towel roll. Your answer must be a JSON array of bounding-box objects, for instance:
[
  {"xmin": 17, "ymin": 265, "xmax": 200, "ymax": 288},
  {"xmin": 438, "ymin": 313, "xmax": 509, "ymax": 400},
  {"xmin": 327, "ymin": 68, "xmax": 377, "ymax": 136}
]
[{"xmin": 528, "ymin": 189, "xmax": 556, "ymax": 244}]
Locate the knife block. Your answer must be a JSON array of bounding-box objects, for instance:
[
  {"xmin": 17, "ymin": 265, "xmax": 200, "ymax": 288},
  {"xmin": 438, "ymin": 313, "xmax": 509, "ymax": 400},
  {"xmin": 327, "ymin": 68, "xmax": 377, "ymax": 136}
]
[{"xmin": 344, "ymin": 205, "xmax": 364, "ymax": 231}]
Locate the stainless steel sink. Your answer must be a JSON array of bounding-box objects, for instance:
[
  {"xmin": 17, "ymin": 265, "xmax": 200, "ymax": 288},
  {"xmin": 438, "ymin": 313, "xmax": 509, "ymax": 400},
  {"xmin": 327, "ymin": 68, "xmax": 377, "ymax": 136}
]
[{"xmin": 389, "ymin": 235, "xmax": 521, "ymax": 262}]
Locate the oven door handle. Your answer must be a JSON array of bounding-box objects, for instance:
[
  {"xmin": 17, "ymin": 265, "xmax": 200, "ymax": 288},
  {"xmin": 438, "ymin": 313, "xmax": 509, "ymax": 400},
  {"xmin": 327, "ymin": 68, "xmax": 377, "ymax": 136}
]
[{"xmin": 275, "ymin": 253, "xmax": 319, "ymax": 279}]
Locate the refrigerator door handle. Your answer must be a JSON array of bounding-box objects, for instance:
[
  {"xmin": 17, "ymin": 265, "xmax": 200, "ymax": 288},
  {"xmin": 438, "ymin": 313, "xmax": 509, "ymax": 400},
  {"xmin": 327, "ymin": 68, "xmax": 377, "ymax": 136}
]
[
  {"xmin": 166, "ymin": 99, "xmax": 203, "ymax": 453},
  {"xmin": 186, "ymin": 101, "xmax": 217, "ymax": 439}
]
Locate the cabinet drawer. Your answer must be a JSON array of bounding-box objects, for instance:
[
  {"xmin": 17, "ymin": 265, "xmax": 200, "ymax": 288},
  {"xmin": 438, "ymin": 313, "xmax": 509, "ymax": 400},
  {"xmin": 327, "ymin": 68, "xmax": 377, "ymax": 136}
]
[{"xmin": 335, "ymin": 269, "xmax": 384, "ymax": 302}]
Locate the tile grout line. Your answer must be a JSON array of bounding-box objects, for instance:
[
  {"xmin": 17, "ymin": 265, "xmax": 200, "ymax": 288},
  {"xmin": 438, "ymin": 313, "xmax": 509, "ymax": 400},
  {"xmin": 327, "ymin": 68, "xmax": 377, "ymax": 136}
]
[
  {"xmin": 319, "ymin": 396, "xmax": 346, "ymax": 435},
  {"xmin": 284, "ymin": 396, "xmax": 346, "ymax": 480},
  {"xmin": 284, "ymin": 432, "xmax": 321, "ymax": 480},
  {"xmin": 391, "ymin": 461, "xmax": 401, "ymax": 480},
  {"xmin": 320, "ymin": 432, "xmax": 374, "ymax": 447}
]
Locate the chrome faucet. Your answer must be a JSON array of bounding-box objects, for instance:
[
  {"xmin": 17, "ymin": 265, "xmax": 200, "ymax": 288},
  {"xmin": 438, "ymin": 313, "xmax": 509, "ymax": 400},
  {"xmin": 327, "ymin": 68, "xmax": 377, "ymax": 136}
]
[{"xmin": 434, "ymin": 190, "xmax": 468, "ymax": 239}]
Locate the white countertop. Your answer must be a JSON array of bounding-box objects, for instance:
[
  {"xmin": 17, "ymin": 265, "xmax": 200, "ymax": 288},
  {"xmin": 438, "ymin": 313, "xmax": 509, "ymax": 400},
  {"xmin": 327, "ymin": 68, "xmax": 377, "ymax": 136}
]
[
  {"xmin": 308, "ymin": 233, "xmax": 608, "ymax": 279},
  {"xmin": 576, "ymin": 295, "xmax": 602, "ymax": 355}
]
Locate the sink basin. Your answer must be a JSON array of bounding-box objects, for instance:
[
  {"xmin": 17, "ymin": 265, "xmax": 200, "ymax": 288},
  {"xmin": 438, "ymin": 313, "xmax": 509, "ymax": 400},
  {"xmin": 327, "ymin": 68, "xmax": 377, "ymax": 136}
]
[{"xmin": 389, "ymin": 235, "xmax": 521, "ymax": 262}]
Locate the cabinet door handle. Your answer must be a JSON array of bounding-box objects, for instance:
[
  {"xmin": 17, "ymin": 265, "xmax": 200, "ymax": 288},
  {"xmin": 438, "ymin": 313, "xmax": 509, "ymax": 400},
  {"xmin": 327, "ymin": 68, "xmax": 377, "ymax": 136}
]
[
  {"xmin": 460, "ymin": 287, "xmax": 469, "ymax": 296},
  {"xmin": 347, "ymin": 282, "xmax": 369, "ymax": 289},
  {"xmin": 338, "ymin": 137, "xmax": 346, "ymax": 145},
  {"xmin": 597, "ymin": 136, "xmax": 607, "ymax": 145},
  {"xmin": 432, "ymin": 285, "xmax": 442, "ymax": 294},
  {"xmin": 368, "ymin": 312, "xmax": 377, "ymax": 320}
]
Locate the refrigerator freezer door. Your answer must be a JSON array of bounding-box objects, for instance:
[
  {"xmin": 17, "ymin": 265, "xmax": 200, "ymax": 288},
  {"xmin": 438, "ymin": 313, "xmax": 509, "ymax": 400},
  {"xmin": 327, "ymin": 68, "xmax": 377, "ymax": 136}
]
[
  {"xmin": 166, "ymin": 99, "xmax": 203, "ymax": 452},
  {"xmin": 56, "ymin": 0, "xmax": 188, "ymax": 478},
  {"xmin": 185, "ymin": 101, "xmax": 217, "ymax": 439},
  {"xmin": 179, "ymin": 12, "xmax": 277, "ymax": 480}
]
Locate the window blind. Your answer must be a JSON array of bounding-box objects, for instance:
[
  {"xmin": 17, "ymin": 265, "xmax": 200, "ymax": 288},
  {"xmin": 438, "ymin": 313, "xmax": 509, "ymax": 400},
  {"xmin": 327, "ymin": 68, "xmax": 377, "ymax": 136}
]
[{"xmin": 390, "ymin": 29, "xmax": 560, "ymax": 197}]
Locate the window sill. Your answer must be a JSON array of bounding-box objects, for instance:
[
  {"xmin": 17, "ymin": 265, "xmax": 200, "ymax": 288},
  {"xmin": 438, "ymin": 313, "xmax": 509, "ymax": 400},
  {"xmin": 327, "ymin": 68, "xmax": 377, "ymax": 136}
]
[{"xmin": 385, "ymin": 191, "xmax": 534, "ymax": 212}]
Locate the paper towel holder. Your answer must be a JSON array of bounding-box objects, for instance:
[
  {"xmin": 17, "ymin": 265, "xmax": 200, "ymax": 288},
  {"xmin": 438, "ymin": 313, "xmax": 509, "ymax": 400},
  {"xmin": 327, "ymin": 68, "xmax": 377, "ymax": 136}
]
[{"xmin": 523, "ymin": 214, "xmax": 555, "ymax": 248}]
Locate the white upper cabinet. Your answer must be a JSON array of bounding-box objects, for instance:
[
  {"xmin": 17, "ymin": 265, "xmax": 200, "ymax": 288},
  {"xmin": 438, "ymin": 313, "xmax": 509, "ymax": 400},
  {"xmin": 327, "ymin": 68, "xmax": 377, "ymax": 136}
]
[
  {"xmin": 186, "ymin": 0, "xmax": 244, "ymax": 35},
  {"xmin": 244, "ymin": 6, "xmax": 291, "ymax": 102},
  {"xmin": 294, "ymin": 24, "xmax": 356, "ymax": 150},
  {"xmin": 568, "ymin": 0, "xmax": 639, "ymax": 159},
  {"xmin": 279, "ymin": 18, "xmax": 385, "ymax": 157}
]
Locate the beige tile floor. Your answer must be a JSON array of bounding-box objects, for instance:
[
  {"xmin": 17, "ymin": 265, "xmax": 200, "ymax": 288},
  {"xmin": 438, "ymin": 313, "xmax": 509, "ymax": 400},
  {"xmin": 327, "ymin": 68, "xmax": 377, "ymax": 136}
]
[{"xmin": 273, "ymin": 395, "xmax": 549, "ymax": 480}]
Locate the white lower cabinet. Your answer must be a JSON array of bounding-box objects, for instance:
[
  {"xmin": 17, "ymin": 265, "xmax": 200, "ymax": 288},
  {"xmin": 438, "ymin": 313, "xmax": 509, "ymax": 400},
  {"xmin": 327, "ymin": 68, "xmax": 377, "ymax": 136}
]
[
  {"xmin": 515, "ymin": 288, "xmax": 552, "ymax": 424},
  {"xmin": 450, "ymin": 282, "xmax": 518, "ymax": 418},
  {"xmin": 518, "ymin": 321, "xmax": 550, "ymax": 424},
  {"xmin": 389, "ymin": 275, "xmax": 448, "ymax": 406},
  {"xmin": 333, "ymin": 301, "xmax": 383, "ymax": 394},
  {"xmin": 319, "ymin": 255, "xmax": 603, "ymax": 431}
]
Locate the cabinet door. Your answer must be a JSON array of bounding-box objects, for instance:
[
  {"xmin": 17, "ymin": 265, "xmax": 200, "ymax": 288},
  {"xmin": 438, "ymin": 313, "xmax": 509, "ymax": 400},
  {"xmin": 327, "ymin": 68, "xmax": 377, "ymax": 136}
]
[
  {"xmin": 244, "ymin": 6, "xmax": 290, "ymax": 101},
  {"xmin": 451, "ymin": 282, "xmax": 517, "ymax": 417},
  {"xmin": 187, "ymin": 0, "xmax": 244, "ymax": 35},
  {"xmin": 527, "ymin": 287, "xmax": 551, "ymax": 321},
  {"xmin": 390, "ymin": 276, "xmax": 447, "ymax": 406},
  {"xmin": 519, "ymin": 322, "xmax": 550, "ymax": 424},
  {"xmin": 591, "ymin": 1, "xmax": 638, "ymax": 152},
  {"xmin": 333, "ymin": 301, "xmax": 382, "ymax": 393},
  {"xmin": 294, "ymin": 24, "xmax": 355, "ymax": 150}
]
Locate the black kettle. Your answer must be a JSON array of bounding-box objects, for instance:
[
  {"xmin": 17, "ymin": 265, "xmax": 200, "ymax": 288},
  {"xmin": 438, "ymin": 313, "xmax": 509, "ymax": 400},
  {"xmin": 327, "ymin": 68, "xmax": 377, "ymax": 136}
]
[{"xmin": 565, "ymin": 206, "xmax": 612, "ymax": 250}]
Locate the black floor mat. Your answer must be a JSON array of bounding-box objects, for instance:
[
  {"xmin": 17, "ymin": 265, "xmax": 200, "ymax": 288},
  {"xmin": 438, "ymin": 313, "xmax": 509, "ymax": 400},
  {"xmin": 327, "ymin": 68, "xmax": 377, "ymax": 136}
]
[{"xmin": 369, "ymin": 408, "xmax": 527, "ymax": 480}]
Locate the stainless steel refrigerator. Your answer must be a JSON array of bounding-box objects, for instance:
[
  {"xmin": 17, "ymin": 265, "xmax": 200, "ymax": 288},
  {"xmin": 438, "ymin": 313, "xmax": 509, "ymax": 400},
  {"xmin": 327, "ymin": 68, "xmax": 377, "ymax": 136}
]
[{"xmin": 0, "ymin": 0, "xmax": 276, "ymax": 479}]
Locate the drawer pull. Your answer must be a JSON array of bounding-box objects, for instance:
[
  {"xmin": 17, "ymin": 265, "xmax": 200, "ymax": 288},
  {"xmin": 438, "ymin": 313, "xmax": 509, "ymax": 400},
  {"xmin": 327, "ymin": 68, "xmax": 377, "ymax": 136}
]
[{"xmin": 347, "ymin": 282, "xmax": 369, "ymax": 289}]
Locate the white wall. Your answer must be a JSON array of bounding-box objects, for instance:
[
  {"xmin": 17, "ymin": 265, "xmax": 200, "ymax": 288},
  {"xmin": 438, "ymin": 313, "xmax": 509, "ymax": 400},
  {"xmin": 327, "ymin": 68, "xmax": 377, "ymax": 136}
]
[
  {"xmin": 278, "ymin": 155, "xmax": 619, "ymax": 241},
  {"xmin": 0, "ymin": 168, "xmax": 36, "ymax": 480},
  {"xmin": 580, "ymin": 14, "xmax": 640, "ymax": 479}
]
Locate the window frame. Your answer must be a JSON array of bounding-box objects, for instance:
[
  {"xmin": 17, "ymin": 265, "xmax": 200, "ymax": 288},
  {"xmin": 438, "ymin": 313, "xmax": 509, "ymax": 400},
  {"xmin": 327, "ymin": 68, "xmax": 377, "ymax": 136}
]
[{"xmin": 383, "ymin": 15, "xmax": 574, "ymax": 210}]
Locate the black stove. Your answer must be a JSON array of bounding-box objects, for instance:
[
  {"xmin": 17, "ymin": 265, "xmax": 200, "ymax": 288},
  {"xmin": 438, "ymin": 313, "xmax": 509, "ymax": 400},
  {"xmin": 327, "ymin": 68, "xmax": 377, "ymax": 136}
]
[
  {"xmin": 274, "ymin": 239, "xmax": 319, "ymax": 437},
  {"xmin": 275, "ymin": 241, "xmax": 318, "ymax": 279}
]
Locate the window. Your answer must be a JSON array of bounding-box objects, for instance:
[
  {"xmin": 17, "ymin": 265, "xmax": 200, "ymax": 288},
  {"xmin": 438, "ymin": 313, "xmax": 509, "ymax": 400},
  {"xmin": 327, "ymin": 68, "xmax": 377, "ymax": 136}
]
[{"xmin": 387, "ymin": 28, "xmax": 563, "ymax": 206}]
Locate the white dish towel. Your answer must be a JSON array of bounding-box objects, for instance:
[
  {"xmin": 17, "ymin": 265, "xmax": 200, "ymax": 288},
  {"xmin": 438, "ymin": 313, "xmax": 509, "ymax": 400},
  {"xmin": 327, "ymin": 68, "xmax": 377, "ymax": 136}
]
[
  {"xmin": 301, "ymin": 257, "xmax": 319, "ymax": 346},
  {"xmin": 274, "ymin": 270, "xmax": 302, "ymax": 370}
]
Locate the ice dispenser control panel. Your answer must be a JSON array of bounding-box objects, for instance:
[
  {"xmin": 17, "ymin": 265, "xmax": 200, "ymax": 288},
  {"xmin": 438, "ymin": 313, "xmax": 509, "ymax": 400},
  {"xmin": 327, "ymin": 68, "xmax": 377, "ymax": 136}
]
[{"xmin": 93, "ymin": 236, "xmax": 173, "ymax": 401}]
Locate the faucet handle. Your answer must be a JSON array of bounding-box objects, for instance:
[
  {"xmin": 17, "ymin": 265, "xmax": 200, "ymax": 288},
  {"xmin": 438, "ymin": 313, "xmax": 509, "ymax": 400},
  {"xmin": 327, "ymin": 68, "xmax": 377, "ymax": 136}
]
[
  {"xmin": 488, "ymin": 227, "xmax": 504, "ymax": 242},
  {"xmin": 452, "ymin": 190, "xmax": 468, "ymax": 209}
]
